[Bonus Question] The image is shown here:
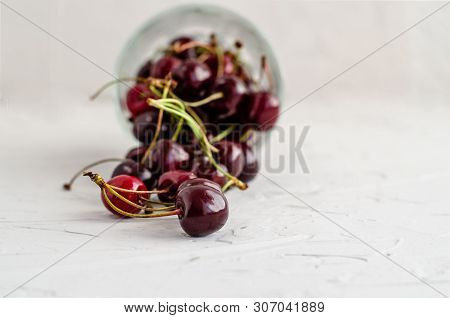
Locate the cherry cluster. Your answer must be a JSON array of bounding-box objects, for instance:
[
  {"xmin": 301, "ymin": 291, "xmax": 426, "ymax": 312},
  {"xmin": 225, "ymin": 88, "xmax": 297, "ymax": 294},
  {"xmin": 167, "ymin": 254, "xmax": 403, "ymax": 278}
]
[{"xmin": 65, "ymin": 35, "xmax": 280, "ymax": 237}]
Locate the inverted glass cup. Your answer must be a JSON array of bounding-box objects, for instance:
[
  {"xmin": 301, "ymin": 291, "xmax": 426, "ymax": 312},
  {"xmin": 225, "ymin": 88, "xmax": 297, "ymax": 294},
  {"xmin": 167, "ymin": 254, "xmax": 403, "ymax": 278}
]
[{"xmin": 115, "ymin": 4, "xmax": 283, "ymax": 142}]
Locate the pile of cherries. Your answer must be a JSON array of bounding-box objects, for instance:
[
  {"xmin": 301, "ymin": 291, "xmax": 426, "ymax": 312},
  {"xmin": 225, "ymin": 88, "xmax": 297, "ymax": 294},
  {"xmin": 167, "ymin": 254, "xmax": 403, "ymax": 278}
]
[{"xmin": 65, "ymin": 34, "xmax": 280, "ymax": 237}]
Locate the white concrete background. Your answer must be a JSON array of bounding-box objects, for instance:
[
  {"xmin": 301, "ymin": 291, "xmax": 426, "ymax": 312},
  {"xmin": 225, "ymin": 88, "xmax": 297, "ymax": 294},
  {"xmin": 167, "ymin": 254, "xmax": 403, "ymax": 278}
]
[{"xmin": 1, "ymin": 0, "xmax": 449, "ymax": 297}]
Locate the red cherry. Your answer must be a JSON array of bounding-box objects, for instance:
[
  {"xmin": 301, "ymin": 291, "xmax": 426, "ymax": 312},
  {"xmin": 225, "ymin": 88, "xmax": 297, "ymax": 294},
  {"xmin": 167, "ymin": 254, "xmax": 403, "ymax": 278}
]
[
  {"xmin": 173, "ymin": 60, "xmax": 213, "ymax": 100},
  {"xmin": 112, "ymin": 159, "xmax": 157, "ymax": 190},
  {"xmin": 206, "ymin": 75, "xmax": 246, "ymax": 120},
  {"xmin": 151, "ymin": 56, "xmax": 182, "ymax": 79},
  {"xmin": 238, "ymin": 144, "xmax": 259, "ymax": 182},
  {"xmin": 126, "ymin": 84, "xmax": 154, "ymax": 118},
  {"xmin": 205, "ymin": 52, "xmax": 235, "ymax": 77},
  {"xmin": 132, "ymin": 110, "xmax": 172, "ymax": 145},
  {"xmin": 170, "ymin": 36, "xmax": 196, "ymax": 60},
  {"xmin": 246, "ymin": 91, "xmax": 280, "ymax": 130},
  {"xmin": 191, "ymin": 155, "xmax": 228, "ymax": 187},
  {"xmin": 157, "ymin": 170, "xmax": 197, "ymax": 202},
  {"xmin": 215, "ymin": 140, "xmax": 245, "ymax": 177},
  {"xmin": 136, "ymin": 59, "xmax": 153, "ymax": 80},
  {"xmin": 101, "ymin": 175, "xmax": 147, "ymax": 217},
  {"xmin": 176, "ymin": 179, "xmax": 228, "ymax": 237},
  {"xmin": 150, "ymin": 139, "xmax": 191, "ymax": 175},
  {"xmin": 125, "ymin": 146, "xmax": 147, "ymax": 163}
]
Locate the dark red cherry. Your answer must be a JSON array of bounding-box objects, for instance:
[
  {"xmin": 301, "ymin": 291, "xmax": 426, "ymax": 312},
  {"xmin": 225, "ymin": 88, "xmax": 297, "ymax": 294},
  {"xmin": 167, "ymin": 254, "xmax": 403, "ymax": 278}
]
[
  {"xmin": 215, "ymin": 140, "xmax": 245, "ymax": 177},
  {"xmin": 206, "ymin": 75, "xmax": 246, "ymax": 120},
  {"xmin": 101, "ymin": 175, "xmax": 147, "ymax": 217},
  {"xmin": 150, "ymin": 139, "xmax": 190, "ymax": 175},
  {"xmin": 126, "ymin": 84, "xmax": 154, "ymax": 118},
  {"xmin": 191, "ymin": 156, "xmax": 228, "ymax": 187},
  {"xmin": 136, "ymin": 59, "xmax": 153, "ymax": 79},
  {"xmin": 132, "ymin": 110, "xmax": 171, "ymax": 144},
  {"xmin": 112, "ymin": 159, "xmax": 157, "ymax": 190},
  {"xmin": 125, "ymin": 146, "xmax": 147, "ymax": 163},
  {"xmin": 151, "ymin": 56, "xmax": 182, "ymax": 79},
  {"xmin": 239, "ymin": 144, "xmax": 259, "ymax": 182},
  {"xmin": 246, "ymin": 91, "xmax": 280, "ymax": 130},
  {"xmin": 205, "ymin": 52, "xmax": 235, "ymax": 77},
  {"xmin": 173, "ymin": 60, "xmax": 212, "ymax": 99},
  {"xmin": 157, "ymin": 170, "xmax": 196, "ymax": 202},
  {"xmin": 170, "ymin": 36, "xmax": 196, "ymax": 60},
  {"xmin": 176, "ymin": 179, "xmax": 228, "ymax": 237}
]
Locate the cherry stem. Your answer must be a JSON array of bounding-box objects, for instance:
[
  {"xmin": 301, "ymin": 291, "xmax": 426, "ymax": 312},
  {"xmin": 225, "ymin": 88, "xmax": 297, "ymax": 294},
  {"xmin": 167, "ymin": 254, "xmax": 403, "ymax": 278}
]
[
  {"xmin": 260, "ymin": 55, "xmax": 275, "ymax": 92},
  {"xmin": 105, "ymin": 185, "xmax": 174, "ymax": 211},
  {"xmin": 215, "ymin": 46, "xmax": 224, "ymax": 78},
  {"xmin": 171, "ymin": 118, "xmax": 184, "ymax": 141},
  {"xmin": 139, "ymin": 196, "xmax": 173, "ymax": 205},
  {"xmin": 173, "ymin": 40, "xmax": 215, "ymax": 54},
  {"xmin": 90, "ymin": 77, "xmax": 176, "ymax": 100},
  {"xmin": 210, "ymin": 125, "xmax": 236, "ymax": 144},
  {"xmin": 221, "ymin": 179, "xmax": 235, "ymax": 192},
  {"xmin": 239, "ymin": 128, "xmax": 255, "ymax": 143},
  {"xmin": 89, "ymin": 77, "xmax": 143, "ymax": 100},
  {"xmin": 183, "ymin": 92, "xmax": 223, "ymax": 107},
  {"xmin": 102, "ymin": 188, "xmax": 180, "ymax": 218},
  {"xmin": 63, "ymin": 158, "xmax": 124, "ymax": 191},
  {"xmin": 140, "ymin": 79, "xmax": 172, "ymax": 165},
  {"xmin": 148, "ymin": 98, "xmax": 247, "ymax": 190}
]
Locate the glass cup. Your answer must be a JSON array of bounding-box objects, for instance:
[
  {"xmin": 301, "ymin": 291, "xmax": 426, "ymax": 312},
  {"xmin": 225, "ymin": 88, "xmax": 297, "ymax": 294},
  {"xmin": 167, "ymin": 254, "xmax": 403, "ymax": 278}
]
[{"xmin": 115, "ymin": 4, "xmax": 283, "ymax": 142}]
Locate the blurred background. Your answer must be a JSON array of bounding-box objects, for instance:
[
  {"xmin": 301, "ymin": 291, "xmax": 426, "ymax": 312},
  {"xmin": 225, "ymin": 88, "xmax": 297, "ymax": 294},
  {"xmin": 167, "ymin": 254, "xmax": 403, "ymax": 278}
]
[{"xmin": 1, "ymin": 1, "xmax": 450, "ymax": 297}]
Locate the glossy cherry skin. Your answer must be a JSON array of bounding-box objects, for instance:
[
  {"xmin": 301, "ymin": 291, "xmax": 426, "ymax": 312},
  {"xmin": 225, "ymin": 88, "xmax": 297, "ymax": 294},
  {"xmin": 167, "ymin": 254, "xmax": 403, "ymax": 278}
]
[
  {"xmin": 125, "ymin": 146, "xmax": 147, "ymax": 163},
  {"xmin": 157, "ymin": 170, "xmax": 197, "ymax": 202},
  {"xmin": 176, "ymin": 179, "xmax": 228, "ymax": 237},
  {"xmin": 245, "ymin": 91, "xmax": 280, "ymax": 130},
  {"xmin": 132, "ymin": 110, "xmax": 171, "ymax": 144},
  {"xmin": 191, "ymin": 156, "xmax": 228, "ymax": 187},
  {"xmin": 206, "ymin": 75, "xmax": 246, "ymax": 120},
  {"xmin": 112, "ymin": 159, "xmax": 157, "ymax": 190},
  {"xmin": 177, "ymin": 177, "xmax": 222, "ymax": 193},
  {"xmin": 173, "ymin": 60, "xmax": 212, "ymax": 100},
  {"xmin": 151, "ymin": 56, "xmax": 182, "ymax": 79},
  {"xmin": 170, "ymin": 36, "xmax": 196, "ymax": 60},
  {"xmin": 215, "ymin": 140, "xmax": 245, "ymax": 177},
  {"xmin": 238, "ymin": 144, "xmax": 259, "ymax": 182},
  {"xmin": 101, "ymin": 175, "xmax": 147, "ymax": 217},
  {"xmin": 126, "ymin": 84, "xmax": 154, "ymax": 118},
  {"xmin": 150, "ymin": 139, "xmax": 190, "ymax": 175},
  {"xmin": 136, "ymin": 59, "xmax": 153, "ymax": 79}
]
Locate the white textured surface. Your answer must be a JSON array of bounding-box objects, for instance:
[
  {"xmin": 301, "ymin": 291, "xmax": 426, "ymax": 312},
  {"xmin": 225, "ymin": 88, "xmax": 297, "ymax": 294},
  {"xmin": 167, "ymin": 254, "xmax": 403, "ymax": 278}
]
[{"xmin": 1, "ymin": 1, "xmax": 450, "ymax": 297}]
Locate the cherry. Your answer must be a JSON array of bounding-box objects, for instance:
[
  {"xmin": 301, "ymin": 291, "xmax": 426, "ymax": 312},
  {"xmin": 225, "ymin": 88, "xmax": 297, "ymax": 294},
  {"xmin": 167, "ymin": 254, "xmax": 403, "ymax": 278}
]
[
  {"xmin": 126, "ymin": 84, "xmax": 154, "ymax": 118},
  {"xmin": 176, "ymin": 178, "xmax": 228, "ymax": 237},
  {"xmin": 101, "ymin": 175, "xmax": 147, "ymax": 217},
  {"xmin": 157, "ymin": 170, "xmax": 197, "ymax": 202},
  {"xmin": 215, "ymin": 140, "xmax": 245, "ymax": 177},
  {"xmin": 170, "ymin": 36, "xmax": 196, "ymax": 60},
  {"xmin": 125, "ymin": 146, "xmax": 147, "ymax": 163},
  {"xmin": 132, "ymin": 110, "xmax": 171, "ymax": 144},
  {"xmin": 173, "ymin": 60, "xmax": 213, "ymax": 100},
  {"xmin": 205, "ymin": 52, "xmax": 235, "ymax": 77},
  {"xmin": 151, "ymin": 56, "xmax": 182, "ymax": 79},
  {"xmin": 206, "ymin": 75, "xmax": 246, "ymax": 120},
  {"xmin": 150, "ymin": 139, "xmax": 191, "ymax": 174},
  {"xmin": 191, "ymin": 155, "xmax": 228, "ymax": 187},
  {"xmin": 238, "ymin": 144, "xmax": 259, "ymax": 182},
  {"xmin": 136, "ymin": 59, "xmax": 153, "ymax": 79},
  {"xmin": 245, "ymin": 91, "xmax": 280, "ymax": 130},
  {"xmin": 112, "ymin": 159, "xmax": 157, "ymax": 190}
]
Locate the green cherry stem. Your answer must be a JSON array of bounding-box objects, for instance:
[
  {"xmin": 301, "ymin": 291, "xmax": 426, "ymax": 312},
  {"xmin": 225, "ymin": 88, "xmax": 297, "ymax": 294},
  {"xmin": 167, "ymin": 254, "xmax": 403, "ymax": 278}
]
[{"xmin": 210, "ymin": 125, "xmax": 236, "ymax": 144}]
